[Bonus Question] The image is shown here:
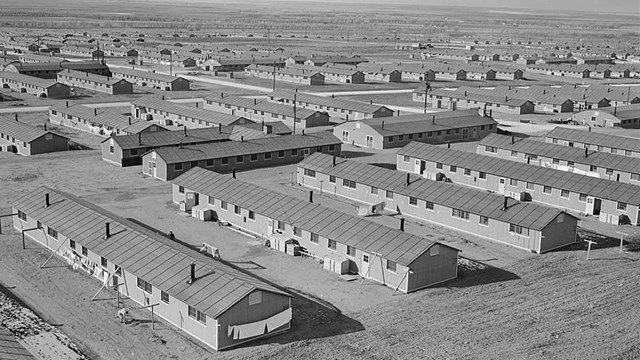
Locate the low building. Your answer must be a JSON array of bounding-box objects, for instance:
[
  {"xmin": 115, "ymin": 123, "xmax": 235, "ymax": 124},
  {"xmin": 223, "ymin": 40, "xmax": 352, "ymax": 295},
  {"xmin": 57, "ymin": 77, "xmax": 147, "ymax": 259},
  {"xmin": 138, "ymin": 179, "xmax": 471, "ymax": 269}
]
[
  {"xmin": 172, "ymin": 167, "xmax": 458, "ymax": 293},
  {"xmin": 526, "ymin": 64, "xmax": 590, "ymax": 78},
  {"xmin": 3, "ymin": 61, "xmax": 111, "ymax": 79},
  {"xmin": 245, "ymin": 65, "xmax": 325, "ymax": 85},
  {"xmin": 204, "ymin": 95, "xmax": 329, "ymax": 131},
  {"xmin": 413, "ymin": 88, "xmax": 536, "ymax": 114},
  {"xmin": 0, "ymin": 72, "xmax": 70, "ymax": 98},
  {"xmin": 0, "ymin": 116, "xmax": 69, "ymax": 155},
  {"xmin": 49, "ymin": 102, "xmax": 166, "ymax": 137},
  {"xmin": 572, "ymin": 104, "xmax": 640, "ymax": 129},
  {"xmin": 478, "ymin": 133, "xmax": 640, "ymax": 184},
  {"xmin": 297, "ymin": 153, "xmax": 578, "ymax": 253},
  {"xmin": 110, "ymin": 67, "xmax": 190, "ymax": 91},
  {"xmin": 398, "ymin": 141, "xmax": 640, "ymax": 226},
  {"xmin": 131, "ymin": 97, "xmax": 251, "ymax": 128},
  {"xmin": 303, "ymin": 55, "xmax": 368, "ymax": 67},
  {"xmin": 267, "ymin": 90, "xmax": 393, "ymax": 120},
  {"xmin": 287, "ymin": 64, "xmax": 365, "ymax": 84},
  {"xmin": 142, "ymin": 131, "xmax": 341, "ymax": 181},
  {"xmin": 12, "ymin": 187, "xmax": 292, "ymax": 351},
  {"xmin": 57, "ymin": 69, "xmax": 133, "ymax": 95},
  {"xmin": 545, "ymin": 126, "xmax": 640, "ymax": 158},
  {"xmin": 333, "ymin": 110, "xmax": 497, "ymax": 149}
]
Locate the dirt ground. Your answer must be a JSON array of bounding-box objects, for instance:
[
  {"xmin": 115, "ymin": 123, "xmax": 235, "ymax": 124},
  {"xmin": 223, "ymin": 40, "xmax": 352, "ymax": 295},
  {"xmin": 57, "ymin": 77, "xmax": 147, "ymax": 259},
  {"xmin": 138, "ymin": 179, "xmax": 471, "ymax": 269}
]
[{"xmin": 1, "ymin": 129, "xmax": 640, "ymax": 359}]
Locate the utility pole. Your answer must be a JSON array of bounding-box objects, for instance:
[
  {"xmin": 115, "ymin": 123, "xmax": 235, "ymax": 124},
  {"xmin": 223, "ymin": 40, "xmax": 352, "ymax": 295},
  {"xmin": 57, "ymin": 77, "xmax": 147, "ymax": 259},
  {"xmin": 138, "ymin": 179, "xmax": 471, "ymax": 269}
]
[
  {"xmin": 423, "ymin": 78, "xmax": 430, "ymax": 114},
  {"xmin": 170, "ymin": 51, "xmax": 173, "ymax": 76},
  {"xmin": 293, "ymin": 91, "xmax": 297, "ymax": 134},
  {"xmin": 272, "ymin": 60, "xmax": 276, "ymax": 91}
]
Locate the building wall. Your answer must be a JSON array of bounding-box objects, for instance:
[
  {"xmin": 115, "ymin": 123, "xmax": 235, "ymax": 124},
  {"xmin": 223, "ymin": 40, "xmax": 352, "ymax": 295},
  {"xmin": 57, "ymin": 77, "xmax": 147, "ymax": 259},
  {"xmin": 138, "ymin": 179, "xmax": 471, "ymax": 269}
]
[
  {"xmin": 101, "ymin": 138, "xmax": 126, "ymax": 166},
  {"xmin": 573, "ymin": 110, "xmax": 640, "ymax": 129},
  {"xmin": 540, "ymin": 213, "xmax": 578, "ymax": 252},
  {"xmin": 10, "ymin": 209, "xmax": 219, "ymax": 350},
  {"xmin": 203, "ymin": 101, "xmax": 329, "ymax": 129},
  {"xmin": 544, "ymin": 136, "xmax": 640, "ymax": 159},
  {"xmin": 146, "ymin": 143, "xmax": 340, "ymax": 181},
  {"xmin": 28, "ymin": 134, "xmax": 69, "ymax": 155},
  {"xmin": 407, "ymin": 245, "xmax": 458, "ymax": 291},
  {"xmin": 399, "ymin": 153, "xmax": 639, "ymax": 225},
  {"xmin": 297, "ymin": 169, "xmax": 569, "ymax": 253}
]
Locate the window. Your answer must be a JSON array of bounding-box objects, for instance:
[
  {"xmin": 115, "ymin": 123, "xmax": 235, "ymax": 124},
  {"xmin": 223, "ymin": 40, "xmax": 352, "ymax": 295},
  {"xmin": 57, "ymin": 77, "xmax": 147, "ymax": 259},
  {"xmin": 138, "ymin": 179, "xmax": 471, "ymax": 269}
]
[
  {"xmin": 597, "ymin": 145, "xmax": 603, "ymax": 151},
  {"xmin": 403, "ymin": 155, "xmax": 410, "ymax": 162},
  {"xmin": 611, "ymin": 148, "xmax": 617, "ymax": 154},
  {"xmin": 277, "ymin": 221, "xmax": 285, "ymax": 232},
  {"xmin": 188, "ymin": 306, "xmax": 206, "ymax": 325},
  {"xmin": 329, "ymin": 175, "xmax": 336, "ymax": 183},
  {"xmin": 485, "ymin": 145, "xmax": 497, "ymax": 153},
  {"xmin": 69, "ymin": 239, "xmax": 75, "ymax": 249},
  {"xmin": 174, "ymin": 162, "xmax": 183, "ymax": 171},
  {"xmin": 510, "ymin": 150, "xmax": 518, "ymax": 157},
  {"xmin": 291, "ymin": 149, "xmax": 298, "ymax": 156},
  {"xmin": 509, "ymin": 178, "xmax": 518, "ymax": 186},
  {"xmin": 386, "ymin": 260, "xmax": 396, "ymax": 272},
  {"xmin": 509, "ymin": 224, "xmax": 529, "ymax": 236},
  {"xmin": 369, "ymin": 186, "xmax": 378, "ymax": 195},
  {"xmin": 464, "ymin": 168, "xmax": 471, "ymax": 176},
  {"xmin": 425, "ymin": 201, "xmax": 434, "ymax": 210},
  {"xmin": 17, "ymin": 210, "xmax": 27, "ymax": 221},
  {"xmin": 178, "ymin": 186, "xmax": 184, "ymax": 194},
  {"xmin": 82, "ymin": 246, "xmax": 88, "ymax": 256},
  {"xmin": 47, "ymin": 227, "xmax": 58, "ymax": 239},
  {"xmin": 590, "ymin": 165, "xmax": 598, "ymax": 172},
  {"xmin": 430, "ymin": 244, "xmax": 439, "ymax": 256},
  {"xmin": 567, "ymin": 161, "xmax": 574, "ymax": 167},
  {"xmin": 561, "ymin": 189, "xmax": 570, "ymax": 198},
  {"xmin": 617, "ymin": 202, "xmax": 627, "ymax": 211},
  {"xmin": 452, "ymin": 208, "xmax": 469, "ymax": 220},
  {"xmin": 346, "ymin": 245, "xmax": 356, "ymax": 257},
  {"xmin": 329, "ymin": 145, "xmax": 335, "ymax": 151},
  {"xmin": 101, "ymin": 256, "xmax": 107, "ymax": 267},
  {"xmin": 579, "ymin": 193, "xmax": 587, "ymax": 202},
  {"xmin": 387, "ymin": 136, "xmax": 394, "ymax": 142},
  {"xmin": 328, "ymin": 239, "xmax": 336, "ymax": 250},
  {"xmin": 264, "ymin": 152, "xmax": 272, "ymax": 160},
  {"xmin": 190, "ymin": 161, "xmax": 198, "ymax": 168},
  {"xmin": 479, "ymin": 172, "xmax": 486, "ymax": 179},
  {"xmin": 479, "ymin": 216, "xmax": 489, "ymax": 226},
  {"xmin": 248, "ymin": 291, "xmax": 262, "ymax": 306},
  {"xmin": 221, "ymin": 200, "xmax": 227, "ymax": 210},
  {"xmin": 409, "ymin": 197, "xmax": 417, "ymax": 206},
  {"xmin": 278, "ymin": 150, "xmax": 285, "ymax": 158},
  {"xmin": 234, "ymin": 205, "xmax": 241, "ymax": 215},
  {"xmin": 293, "ymin": 227, "xmax": 302, "ymax": 237},
  {"xmin": 449, "ymin": 165, "xmax": 457, "ymax": 173},
  {"xmin": 527, "ymin": 154, "xmax": 538, "ymax": 161},
  {"xmin": 524, "ymin": 182, "xmax": 534, "ymax": 190},
  {"xmin": 631, "ymin": 173, "xmax": 640, "ymax": 181},
  {"xmin": 109, "ymin": 145, "xmax": 114, "ymax": 154},
  {"xmin": 221, "ymin": 157, "xmax": 229, "ymax": 165},
  {"xmin": 543, "ymin": 186, "xmax": 552, "ymax": 194},
  {"xmin": 625, "ymin": 150, "xmax": 632, "ymax": 156},
  {"xmin": 304, "ymin": 168, "xmax": 316, "ymax": 177},
  {"xmin": 343, "ymin": 179, "xmax": 356, "ymax": 189},
  {"xmin": 385, "ymin": 190, "xmax": 393, "ymax": 199},
  {"xmin": 408, "ymin": 134, "xmax": 414, "ymax": 140},
  {"xmin": 436, "ymin": 162, "xmax": 443, "ymax": 170},
  {"xmin": 606, "ymin": 168, "xmax": 613, "ymax": 175},
  {"xmin": 161, "ymin": 291, "xmax": 169, "ymax": 304},
  {"xmin": 137, "ymin": 277, "xmax": 152, "ymax": 294},
  {"xmin": 398, "ymin": 135, "xmax": 404, "ymax": 141},
  {"xmin": 208, "ymin": 196, "xmax": 215, "ymax": 205},
  {"xmin": 552, "ymin": 158, "xmax": 559, "ymax": 164},
  {"xmin": 310, "ymin": 233, "xmax": 319, "ymax": 244}
]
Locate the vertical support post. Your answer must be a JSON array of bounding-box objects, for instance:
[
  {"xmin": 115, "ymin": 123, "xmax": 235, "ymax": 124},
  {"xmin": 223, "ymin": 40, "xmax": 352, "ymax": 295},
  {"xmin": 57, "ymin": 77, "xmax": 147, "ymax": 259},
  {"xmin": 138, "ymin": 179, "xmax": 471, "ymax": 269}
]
[
  {"xmin": 584, "ymin": 240, "xmax": 596, "ymax": 260},
  {"xmin": 152, "ymin": 306, "xmax": 155, "ymax": 330},
  {"xmin": 616, "ymin": 231, "xmax": 628, "ymax": 252}
]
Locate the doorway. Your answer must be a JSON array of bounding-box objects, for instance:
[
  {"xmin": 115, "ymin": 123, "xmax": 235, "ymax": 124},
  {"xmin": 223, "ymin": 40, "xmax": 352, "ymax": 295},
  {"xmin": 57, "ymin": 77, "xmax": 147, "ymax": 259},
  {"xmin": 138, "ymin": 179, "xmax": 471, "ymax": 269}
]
[
  {"xmin": 361, "ymin": 253, "xmax": 370, "ymax": 277},
  {"xmin": 365, "ymin": 135, "xmax": 373, "ymax": 148},
  {"xmin": 498, "ymin": 178, "xmax": 506, "ymax": 194}
]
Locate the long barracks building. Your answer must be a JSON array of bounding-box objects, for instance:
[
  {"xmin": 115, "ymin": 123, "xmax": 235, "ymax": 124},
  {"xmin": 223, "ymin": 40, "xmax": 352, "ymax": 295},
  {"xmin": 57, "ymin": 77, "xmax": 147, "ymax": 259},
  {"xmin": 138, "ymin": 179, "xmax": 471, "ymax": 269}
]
[
  {"xmin": 12, "ymin": 187, "xmax": 292, "ymax": 351},
  {"xmin": 397, "ymin": 142, "xmax": 640, "ymax": 226},
  {"xmin": 172, "ymin": 167, "xmax": 459, "ymax": 293},
  {"xmin": 297, "ymin": 153, "xmax": 578, "ymax": 254},
  {"xmin": 545, "ymin": 127, "xmax": 640, "ymax": 158},
  {"xmin": 478, "ymin": 133, "xmax": 640, "ymax": 184}
]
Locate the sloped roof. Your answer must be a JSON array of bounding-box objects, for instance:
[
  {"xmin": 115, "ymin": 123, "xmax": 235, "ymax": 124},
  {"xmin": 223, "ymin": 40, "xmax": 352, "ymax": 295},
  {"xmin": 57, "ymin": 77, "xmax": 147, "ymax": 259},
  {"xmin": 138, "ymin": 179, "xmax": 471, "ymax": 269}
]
[
  {"xmin": 288, "ymin": 64, "xmax": 363, "ymax": 77},
  {"xmin": 12, "ymin": 187, "xmax": 289, "ymax": 319},
  {"xmin": 247, "ymin": 64, "xmax": 323, "ymax": 77},
  {"xmin": 0, "ymin": 115, "xmax": 66, "ymax": 143},
  {"xmin": 132, "ymin": 96, "xmax": 248, "ymax": 126},
  {"xmin": 111, "ymin": 67, "xmax": 186, "ymax": 83},
  {"xmin": 204, "ymin": 95, "xmax": 319, "ymax": 119},
  {"xmin": 49, "ymin": 103, "xmax": 149, "ymax": 133},
  {"xmin": 298, "ymin": 152, "xmax": 572, "ymax": 231},
  {"xmin": 546, "ymin": 127, "xmax": 640, "ymax": 153},
  {"xmin": 479, "ymin": 133, "xmax": 640, "ymax": 174},
  {"xmin": 109, "ymin": 126, "xmax": 232, "ymax": 150},
  {"xmin": 173, "ymin": 167, "xmax": 450, "ymax": 266},
  {"xmin": 269, "ymin": 89, "xmax": 391, "ymax": 114},
  {"xmin": 398, "ymin": 141, "xmax": 640, "ymax": 205},
  {"xmin": 154, "ymin": 131, "xmax": 340, "ymax": 164},
  {"xmin": 0, "ymin": 71, "xmax": 60, "ymax": 89},
  {"xmin": 594, "ymin": 103, "xmax": 640, "ymax": 121},
  {"xmin": 57, "ymin": 69, "xmax": 127, "ymax": 86}
]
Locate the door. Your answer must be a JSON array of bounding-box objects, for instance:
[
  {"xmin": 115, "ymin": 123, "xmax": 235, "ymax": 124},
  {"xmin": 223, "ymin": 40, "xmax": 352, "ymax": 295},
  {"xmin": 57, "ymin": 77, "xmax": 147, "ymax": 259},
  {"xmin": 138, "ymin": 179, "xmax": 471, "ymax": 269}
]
[
  {"xmin": 303, "ymin": 148, "xmax": 310, "ymax": 157},
  {"xmin": 462, "ymin": 128, "xmax": 469, "ymax": 139},
  {"xmin": 267, "ymin": 219, "xmax": 274, "ymax": 235},
  {"xmin": 593, "ymin": 198, "xmax": 602, "ymax": 216},
  {"xmin": 498, "ymin": 178, "xmax": 506, "ymax": 194},
  {"xmin": 342, "ymin": 130, "xmax": 349, "ymax": 142},
  {"xmin": 361, "ymin": 253, "xmax": 370, "ymax": 277},
  {"xmin": 586, "ymin": 197, "xmax": 594, "ymax": 215},
  {"xmin": 194, "ymin": 193, "xmax": 199, "ymax": 206},
  {"xmin": 437, "ymin": 100, "xmax": 442, "ymax": 109},
  {"xmin": 451, "ymin": 101, "xmax": 457, "ymax": 110},
  {"xmin": 148, "ymin": 161, "xmax": 156, "ymax": 177},
  {"xmin": 365, "ymin": 135, "xmax": 373, "ymax": 148},
  {"xmin": 472, "ymin": 127, "xmax": 478, "ymax": 138},
  {"xmin": 415, "ymin": 160, "xmax": 426, "ymax": 176}
]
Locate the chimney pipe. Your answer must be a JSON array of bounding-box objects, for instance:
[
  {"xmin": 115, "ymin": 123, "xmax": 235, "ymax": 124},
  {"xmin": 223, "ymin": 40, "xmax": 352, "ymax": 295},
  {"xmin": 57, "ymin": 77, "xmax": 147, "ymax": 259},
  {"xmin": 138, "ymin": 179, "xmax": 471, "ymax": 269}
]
[
  {"xmin": 503, "ymin": 196, "xmax": 508, "ymax": 211},
  {"xmin": 381, "ymin": 121, "xmax": 384, "ymax": 130},
  {"xmin": 585, "ymin": 147, "xmax": 588, "ymax": 157},
  {"xmin": 511, "ymin": 136, "xmax": 514, "ymax": 144},
  {"xmin": 253, "ymin": 98, "xmax": 256, "ymax": 105},
  {"xmin": 162, "ymin": 95, "xmax": 165, "ymax": 100},
  {"xmin": 309, "ymin": 190, "xmax": 313, "ymax": 203},
  {"xmin": 43, "ymin": 123, "xmax": 47, "ymax": 131},
  {"xmin": 400, "ymin": 218, "xmax": 405, "ymax": 232},
  {"xmin": 138, "ymin": 132, "xmax": 142, "ymax": 145},
  {"xmin": 219, "ymin": 124, "xmax": 222, "ymax": 133},
  {"xmin": 94, "ymin": 108, "xmax": 97, "ymax": 116},
  {"xmin": 332, "ymin": 156, "xmax": 336, "ymax": 167},
  {"xmin": 527, "ymin": 157, "xmax": 530, "ymax": 164},
  {"xmin": 104, "ymin": 222, "xmax": 110, "ymax": 239},
  {"xmin": 66, "ymin": 101, "xmax": 69, "ymax": 108},
  {"xmin": 232, "ymin": 168, "xmax": 236, "ymax": 179},
  {"xmin": 447, "ymin": 142, "xmax": 451, "ymax": 149},
  {"xmin": 184, "ymin": 127, "xmax": 187, "ymax": 137},
  {"xmin": 406, "ymin": 173, "xmax": 410, "ymax": 186},
  {"xmin": 15, "ymin": 113, "xmax": 18, "ymax": 121},
  {"xmin": 188, "ymin": 263, "xmax": 196, "ymax": 284},
  {"xmin": 589, "ymin": 127, "xmax": 591, "ymax": 132},
  {"xmin": 432, "ymin": 115, "xmax": 435, "ymax": 124},
  {"xmin": 195, "ymin": 102, "xmax": 198, "ymax": 108},
  {"xmin": 370, "ymin": 100, "xmax": 372, "ymax": 104},
  {"xmin": 44, "ymin": 193, "xmax": 50, "ymax": 208},
  {"xmin": 221, "ymin": 92, "xmax": 223, "ymax": 98}
]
